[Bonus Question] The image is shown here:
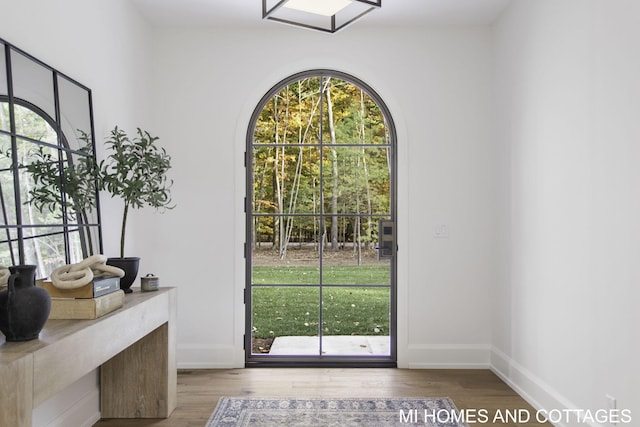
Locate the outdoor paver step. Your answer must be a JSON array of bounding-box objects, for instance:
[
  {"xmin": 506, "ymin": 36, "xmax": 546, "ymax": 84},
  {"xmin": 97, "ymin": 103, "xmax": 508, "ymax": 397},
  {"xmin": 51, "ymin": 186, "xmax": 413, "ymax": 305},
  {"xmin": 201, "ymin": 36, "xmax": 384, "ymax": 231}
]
[{"xmin": 269, "ymin": 335, "xmax": 390, "ymax": 356}]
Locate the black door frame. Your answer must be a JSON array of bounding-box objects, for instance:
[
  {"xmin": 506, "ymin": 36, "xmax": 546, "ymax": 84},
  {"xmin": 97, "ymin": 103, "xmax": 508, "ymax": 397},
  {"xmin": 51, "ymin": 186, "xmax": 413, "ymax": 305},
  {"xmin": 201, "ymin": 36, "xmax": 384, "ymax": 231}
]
[{"xmin": 244, "ymin": 69, "xmax": 397, "ymax": 367}]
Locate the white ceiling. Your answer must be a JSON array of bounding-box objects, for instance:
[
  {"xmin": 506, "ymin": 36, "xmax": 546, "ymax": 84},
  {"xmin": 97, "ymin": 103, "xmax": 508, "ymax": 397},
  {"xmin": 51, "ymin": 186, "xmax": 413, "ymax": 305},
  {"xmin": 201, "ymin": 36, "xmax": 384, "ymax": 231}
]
[{"xmin": 132, "ymin": 0, "xmax": 513, "ymax": 28}]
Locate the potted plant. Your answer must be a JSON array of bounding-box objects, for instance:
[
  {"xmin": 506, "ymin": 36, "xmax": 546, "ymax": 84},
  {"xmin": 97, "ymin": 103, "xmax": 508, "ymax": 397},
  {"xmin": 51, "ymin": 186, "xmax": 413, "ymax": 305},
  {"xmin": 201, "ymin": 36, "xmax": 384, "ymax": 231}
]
[{"xmin": 98, "ymin": 126, "xmax": 174, "ymax": 293}]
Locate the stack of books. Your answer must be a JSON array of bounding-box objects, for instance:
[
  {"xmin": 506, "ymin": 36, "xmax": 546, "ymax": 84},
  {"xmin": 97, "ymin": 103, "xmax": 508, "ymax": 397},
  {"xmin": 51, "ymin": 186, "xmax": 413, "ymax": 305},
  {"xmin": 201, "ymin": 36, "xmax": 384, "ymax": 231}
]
[{"xmin": 38, "ymin": 276, "xmax": 124, "ymax": 320}]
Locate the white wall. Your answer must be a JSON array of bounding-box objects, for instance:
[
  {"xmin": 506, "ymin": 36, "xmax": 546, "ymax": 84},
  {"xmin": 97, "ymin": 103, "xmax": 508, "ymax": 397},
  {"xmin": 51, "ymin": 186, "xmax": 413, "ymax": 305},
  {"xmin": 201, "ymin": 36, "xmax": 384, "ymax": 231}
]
[
  {"xmin": 1, "ymin": 0, "xmax": 154, "ymax": 425},
  {"xmin": 144, "ymin": 25, "xmax": 497, "ymax": 369},
  {"xmin": 492, "ymin": 0, "xmax": 639, "ymax": 425}
]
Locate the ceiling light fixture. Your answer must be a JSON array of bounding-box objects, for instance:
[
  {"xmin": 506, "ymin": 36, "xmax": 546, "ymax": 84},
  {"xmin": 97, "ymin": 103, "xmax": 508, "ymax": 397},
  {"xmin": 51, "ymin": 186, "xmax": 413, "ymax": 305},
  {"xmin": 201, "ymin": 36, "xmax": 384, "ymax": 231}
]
[{"xmin": 263, "ymin": 0, "xmax": 382, "ymax": 34}]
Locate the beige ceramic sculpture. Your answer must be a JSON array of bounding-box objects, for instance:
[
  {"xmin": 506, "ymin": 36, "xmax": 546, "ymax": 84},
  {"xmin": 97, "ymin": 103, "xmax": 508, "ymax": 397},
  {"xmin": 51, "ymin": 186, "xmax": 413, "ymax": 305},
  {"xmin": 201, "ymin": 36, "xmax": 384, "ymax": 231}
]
[{"xmin": 50, "ymin": 255, "xmax": 124, "ymax": 289}]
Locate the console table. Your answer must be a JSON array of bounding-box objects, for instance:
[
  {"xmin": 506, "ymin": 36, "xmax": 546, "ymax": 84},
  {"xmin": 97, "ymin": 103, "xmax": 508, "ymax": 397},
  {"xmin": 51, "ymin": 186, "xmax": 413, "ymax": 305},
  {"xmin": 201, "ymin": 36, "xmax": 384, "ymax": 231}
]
[{"xmin": 0, "ymin": 287, "xmax": 177, "ymax": 427}]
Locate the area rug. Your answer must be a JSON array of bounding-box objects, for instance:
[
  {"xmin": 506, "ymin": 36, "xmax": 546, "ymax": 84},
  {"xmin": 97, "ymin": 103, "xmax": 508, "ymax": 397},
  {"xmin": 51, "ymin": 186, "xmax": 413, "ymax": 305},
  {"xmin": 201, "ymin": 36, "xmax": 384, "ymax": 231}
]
[{"xmin": 206, "ymin": 397, "xmax": 469, "ymax": 427}]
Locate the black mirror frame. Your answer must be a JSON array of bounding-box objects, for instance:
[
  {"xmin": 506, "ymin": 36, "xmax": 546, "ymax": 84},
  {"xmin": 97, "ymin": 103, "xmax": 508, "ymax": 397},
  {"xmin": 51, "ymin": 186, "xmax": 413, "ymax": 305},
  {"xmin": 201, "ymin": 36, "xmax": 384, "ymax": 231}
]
[{"xmin": 0, "ymin": 37, "xmax": 103, "ymax": 276}]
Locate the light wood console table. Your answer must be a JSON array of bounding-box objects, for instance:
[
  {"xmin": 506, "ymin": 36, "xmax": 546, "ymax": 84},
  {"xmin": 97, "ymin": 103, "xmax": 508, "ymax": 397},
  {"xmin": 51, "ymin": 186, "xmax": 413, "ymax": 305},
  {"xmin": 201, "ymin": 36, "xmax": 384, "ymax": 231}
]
[{"xmin": 0, "ymin": 287, "xmax": 177, "ymax": 427}]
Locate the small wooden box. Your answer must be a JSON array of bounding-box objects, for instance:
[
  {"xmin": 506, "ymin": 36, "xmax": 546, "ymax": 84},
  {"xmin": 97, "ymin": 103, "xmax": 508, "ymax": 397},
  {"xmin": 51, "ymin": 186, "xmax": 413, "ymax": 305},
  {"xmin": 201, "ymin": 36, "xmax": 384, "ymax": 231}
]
[{"xmin": 49, "ymin": 290, "xmax": 125, "ymax": 320}]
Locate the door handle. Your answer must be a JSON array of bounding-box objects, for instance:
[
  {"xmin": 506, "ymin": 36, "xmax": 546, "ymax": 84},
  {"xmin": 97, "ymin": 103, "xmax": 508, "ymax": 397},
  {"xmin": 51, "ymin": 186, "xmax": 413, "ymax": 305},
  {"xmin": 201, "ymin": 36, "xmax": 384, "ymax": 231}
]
[{"xmin": 377, "ymin": 219, "xmax": 396, "ymax": 260}]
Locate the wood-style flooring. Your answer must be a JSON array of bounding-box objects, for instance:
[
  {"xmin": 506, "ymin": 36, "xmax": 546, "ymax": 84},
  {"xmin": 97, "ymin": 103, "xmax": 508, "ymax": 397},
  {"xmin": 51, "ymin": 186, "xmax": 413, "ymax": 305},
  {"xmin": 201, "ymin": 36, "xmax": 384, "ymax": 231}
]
[{"xmin": 94, "ymin": 368, "xmax": 552, "ymax": 427}]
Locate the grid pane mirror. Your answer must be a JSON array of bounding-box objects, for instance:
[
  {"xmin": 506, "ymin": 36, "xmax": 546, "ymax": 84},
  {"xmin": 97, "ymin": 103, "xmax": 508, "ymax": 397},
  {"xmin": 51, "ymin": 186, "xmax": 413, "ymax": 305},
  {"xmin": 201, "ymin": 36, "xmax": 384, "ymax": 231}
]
[
  {"xmin": 0, "ymin": 38, "xmax": 101, "ymax": 279},
  {"xmin": 246, "ymin": 70, "xmax": 396, "ymax": 366}
]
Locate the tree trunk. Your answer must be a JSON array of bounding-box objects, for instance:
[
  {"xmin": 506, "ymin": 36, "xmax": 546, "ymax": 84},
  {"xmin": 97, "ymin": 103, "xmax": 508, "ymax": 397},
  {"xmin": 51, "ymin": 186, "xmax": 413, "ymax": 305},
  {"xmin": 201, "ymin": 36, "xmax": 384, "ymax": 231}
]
[
  {"xmin": 253, "ymin": 147, "xmax": 272, "ymax": 249},
  {"xmin": 325, "ymin": 80, "xmax": 339, "ymax": 252},
  {"xmin": 120, "ymin": 202, "xmax": 129, "ymax": 258},
  {"xmin": 359, "ymin": 90, "xmax": 374, "ymax": 249},
  {"xmin": 21, "ymin": 168, "xmax": 46, "ymax": 272}
]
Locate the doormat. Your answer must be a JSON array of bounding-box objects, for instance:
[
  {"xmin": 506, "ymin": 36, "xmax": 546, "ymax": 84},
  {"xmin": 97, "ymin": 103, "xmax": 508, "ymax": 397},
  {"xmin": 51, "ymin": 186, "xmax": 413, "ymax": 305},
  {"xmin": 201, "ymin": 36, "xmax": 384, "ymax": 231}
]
[{"xmin": 206, "ymin": 396, "xmax": 469, "ymax": 426}]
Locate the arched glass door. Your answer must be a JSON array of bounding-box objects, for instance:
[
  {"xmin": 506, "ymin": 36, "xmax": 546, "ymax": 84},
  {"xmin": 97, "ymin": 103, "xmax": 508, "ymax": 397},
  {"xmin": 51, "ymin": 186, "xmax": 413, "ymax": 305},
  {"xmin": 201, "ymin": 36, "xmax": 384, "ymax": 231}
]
[{"xmin": 246, "ymin": 70, "xmax": 396, "ymax": 366}]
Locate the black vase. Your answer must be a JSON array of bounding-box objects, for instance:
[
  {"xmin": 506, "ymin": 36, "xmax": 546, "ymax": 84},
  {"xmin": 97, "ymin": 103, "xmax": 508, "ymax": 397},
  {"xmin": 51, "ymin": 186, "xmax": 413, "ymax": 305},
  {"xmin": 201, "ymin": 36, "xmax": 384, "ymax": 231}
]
[
  {"xmin": 106, "ymin": 257, "xmax": 140, "ymax": 294},
  {"xmin": 0, "ymin": 265, "xmax": 51, "ymax": 342}
]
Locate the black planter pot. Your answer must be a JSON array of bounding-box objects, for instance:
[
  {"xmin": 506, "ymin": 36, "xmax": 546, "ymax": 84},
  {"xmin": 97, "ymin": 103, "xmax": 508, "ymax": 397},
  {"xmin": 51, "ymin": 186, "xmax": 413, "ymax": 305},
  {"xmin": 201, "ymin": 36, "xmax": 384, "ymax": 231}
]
[{"xmin": 106, "ymin": 257, "xmax": 140, "ymax": 294}]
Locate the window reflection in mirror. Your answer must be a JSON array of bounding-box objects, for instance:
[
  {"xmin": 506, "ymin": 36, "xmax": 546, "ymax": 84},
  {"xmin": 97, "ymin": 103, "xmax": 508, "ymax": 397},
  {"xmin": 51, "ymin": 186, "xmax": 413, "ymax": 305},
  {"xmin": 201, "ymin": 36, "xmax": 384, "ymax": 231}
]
[{"xmin": 0, "ymin": 39, "xmax": 101, "ymax": 279}]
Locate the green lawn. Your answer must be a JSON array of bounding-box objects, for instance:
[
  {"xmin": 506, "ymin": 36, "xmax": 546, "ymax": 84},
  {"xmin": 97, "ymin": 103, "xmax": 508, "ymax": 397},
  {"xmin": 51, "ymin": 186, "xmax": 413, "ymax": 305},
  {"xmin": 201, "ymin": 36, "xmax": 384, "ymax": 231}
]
[
  {"xmin": 251, "ymin": 266, "xmax": 390, "ymax": 339},
  {"xmin": 252, "ymin": 265, "xmax": 390, "ymax": 285}
]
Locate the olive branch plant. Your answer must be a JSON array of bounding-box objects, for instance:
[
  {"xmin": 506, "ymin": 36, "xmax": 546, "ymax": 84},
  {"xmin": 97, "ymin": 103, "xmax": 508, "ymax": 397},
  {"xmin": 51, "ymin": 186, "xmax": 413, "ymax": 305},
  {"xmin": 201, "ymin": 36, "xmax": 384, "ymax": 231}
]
[{"xmin": 97, "ymin": 126, "xmax": 175, "ymax": 258}]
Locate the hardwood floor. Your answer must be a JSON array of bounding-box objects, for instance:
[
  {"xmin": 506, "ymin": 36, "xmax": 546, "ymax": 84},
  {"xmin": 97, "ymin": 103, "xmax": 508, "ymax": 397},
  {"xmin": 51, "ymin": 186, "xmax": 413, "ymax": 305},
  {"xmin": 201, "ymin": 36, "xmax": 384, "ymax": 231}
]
[{"xmin": 95, "ymin": 368, "xmax": 552, "ymax": 427}]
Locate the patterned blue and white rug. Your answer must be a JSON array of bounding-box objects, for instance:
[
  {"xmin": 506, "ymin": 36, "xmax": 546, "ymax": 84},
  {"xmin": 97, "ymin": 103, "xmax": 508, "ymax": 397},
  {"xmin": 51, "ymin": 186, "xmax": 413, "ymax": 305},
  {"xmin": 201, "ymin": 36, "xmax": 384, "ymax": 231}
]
[{"xmin": 207, "ymin": 397, "xmax": 469, "ymax": 427}]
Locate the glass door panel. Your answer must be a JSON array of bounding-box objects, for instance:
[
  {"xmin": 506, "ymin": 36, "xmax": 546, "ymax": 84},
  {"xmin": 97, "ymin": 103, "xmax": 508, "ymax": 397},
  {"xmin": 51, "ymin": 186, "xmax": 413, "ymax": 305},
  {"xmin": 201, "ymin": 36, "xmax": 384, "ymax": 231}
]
[
  {"xmin": 321, "ymin": 286, "xmax": 390, "ymax": 356},
  {"xmin": 251, "ymin": 286, "xmax": 320, "ymax": 356},
  {"xmin": 251, "ymin": 216, "xmax": 321, "ymax": 285}
]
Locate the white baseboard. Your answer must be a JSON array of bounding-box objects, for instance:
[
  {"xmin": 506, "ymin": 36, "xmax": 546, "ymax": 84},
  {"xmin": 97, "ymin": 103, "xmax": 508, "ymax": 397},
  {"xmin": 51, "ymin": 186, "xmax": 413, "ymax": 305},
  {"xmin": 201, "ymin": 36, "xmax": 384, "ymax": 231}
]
[
  {"xmin": 402, "ymin": 344, "xmax": 492, "ymax": 369},
  {"xmin": 178, "ymin": 343, "xmax": 244, "ymax": 369},
  {"xmin": 490, "ymin": 347, "xmax": 602, "ymax": 427},
  {"xmin": 400, "ymin": 345, "xmax": 604, "ymax": 427}
]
